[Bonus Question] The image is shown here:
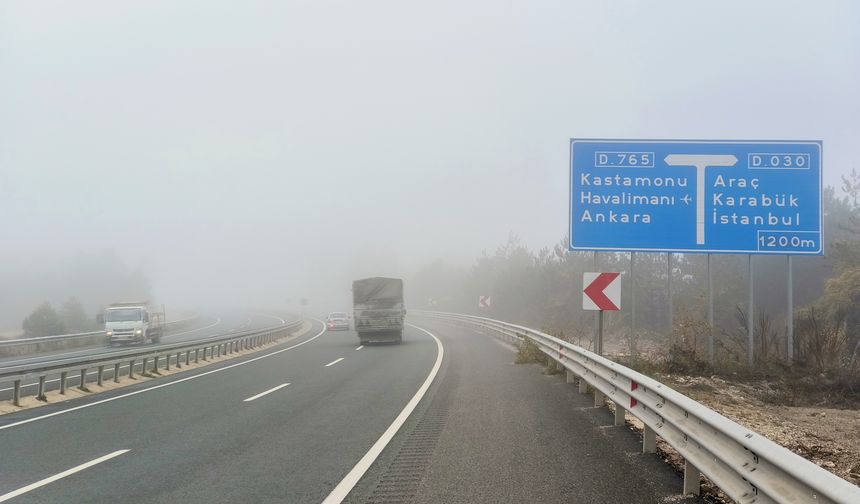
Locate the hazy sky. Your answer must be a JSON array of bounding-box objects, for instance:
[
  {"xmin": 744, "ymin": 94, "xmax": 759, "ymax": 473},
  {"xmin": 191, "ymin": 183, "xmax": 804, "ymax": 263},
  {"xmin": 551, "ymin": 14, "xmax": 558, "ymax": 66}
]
[{"xmin": 2, "ymin": 1, "xmax": 858, "ymax": 313}]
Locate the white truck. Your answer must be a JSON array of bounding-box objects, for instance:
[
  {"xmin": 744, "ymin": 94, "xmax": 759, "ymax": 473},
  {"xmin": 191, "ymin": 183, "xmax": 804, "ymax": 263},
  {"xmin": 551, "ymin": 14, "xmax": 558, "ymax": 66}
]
[{"xmin": 100, "ymin": 302, "xmax": 165, "ymax": 346}]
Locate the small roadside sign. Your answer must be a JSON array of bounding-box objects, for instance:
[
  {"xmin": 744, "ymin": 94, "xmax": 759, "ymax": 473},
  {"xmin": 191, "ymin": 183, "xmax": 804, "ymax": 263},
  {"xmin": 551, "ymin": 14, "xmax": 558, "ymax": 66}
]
[
  {"xmin": 583, "ymin": 272, "xmax": 621, "ymax": 311},
  {"xmin": 478, "ymin": 296, "xmax": 492, "ymax": 308}
]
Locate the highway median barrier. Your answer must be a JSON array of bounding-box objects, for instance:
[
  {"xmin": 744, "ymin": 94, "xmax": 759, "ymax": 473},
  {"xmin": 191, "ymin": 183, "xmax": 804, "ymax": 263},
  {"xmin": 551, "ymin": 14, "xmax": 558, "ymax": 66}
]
[
  {"xmin": 0, "ymin": 319, "xmax": 311, "ymax": 416},
  {"xmin": 0, "ymin": 316, "xmax": 201, "ymax": 359}
]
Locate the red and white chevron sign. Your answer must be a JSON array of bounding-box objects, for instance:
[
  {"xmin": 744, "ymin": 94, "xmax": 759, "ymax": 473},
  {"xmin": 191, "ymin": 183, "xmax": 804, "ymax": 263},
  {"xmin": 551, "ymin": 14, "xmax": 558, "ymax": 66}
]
[
  {"xmin": 582, "ymin": 272, "xmax": 621, "ymax": 311},
  {"xmin": 478, "ymin": 295, "xmax": 492, "ymax": 308}
]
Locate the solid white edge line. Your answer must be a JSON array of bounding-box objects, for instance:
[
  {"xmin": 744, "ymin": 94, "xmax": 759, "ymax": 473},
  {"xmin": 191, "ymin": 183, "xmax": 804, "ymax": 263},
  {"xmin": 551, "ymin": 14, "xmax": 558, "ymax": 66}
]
[
  {"xmin": 0, "ymin": 449, "xmax": 130, "ymax": 503},
  {"xmin": 0, "ymin": 320, "xmax": 327, "ymax": 432},
  {"xmin": 324, "ymin": 357, "xmax": 345, "ymax": 367},
  {"xmin": 243, "ymin": 383, "xmax": 291, "ymax": 402},
  {"xmin": 320, "ymin": 323, "xmax": 444, "ymax": 504},
  {"xmin": 355, "ymin": 346, "xmax": 364, "ymax": 351}
]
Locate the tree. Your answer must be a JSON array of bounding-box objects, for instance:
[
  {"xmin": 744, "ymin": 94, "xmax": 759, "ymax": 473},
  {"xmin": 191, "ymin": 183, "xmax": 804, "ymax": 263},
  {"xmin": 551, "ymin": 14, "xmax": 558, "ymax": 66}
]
[
  {"xmin": 60, "ymin": 297, "xmax": 92, "ymax": 332},
  {"xmin": 22, "ymin": 302, "xmax": 66, "ymax": 337}
]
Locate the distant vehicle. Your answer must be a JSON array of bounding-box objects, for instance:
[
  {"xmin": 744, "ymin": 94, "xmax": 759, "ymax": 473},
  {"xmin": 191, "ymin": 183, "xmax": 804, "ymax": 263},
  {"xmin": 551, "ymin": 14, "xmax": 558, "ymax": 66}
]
[
  {"xmin": 326, "ymin": 312, "xmax": 350, "ymax": 331},
  {"xmin": 352, "ymin": 277, "xmax": 405, "ymax": 344},
  {"xmin": 100, "ymin": 302, "xmax": 164, "ymax": 345}
]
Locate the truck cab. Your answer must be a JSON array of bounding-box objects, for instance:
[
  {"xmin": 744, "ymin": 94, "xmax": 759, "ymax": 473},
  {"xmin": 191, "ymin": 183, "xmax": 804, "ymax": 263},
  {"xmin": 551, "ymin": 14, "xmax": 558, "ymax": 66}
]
[{"xmin": 103, "ymin": 303, "xmax": 164, "ymax": 345}]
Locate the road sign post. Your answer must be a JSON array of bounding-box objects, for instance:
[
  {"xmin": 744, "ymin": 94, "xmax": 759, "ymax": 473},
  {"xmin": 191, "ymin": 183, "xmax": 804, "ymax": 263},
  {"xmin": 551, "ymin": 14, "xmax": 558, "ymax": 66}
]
[
  {"xmin": 748, "ymin": 255, "xmax": 755, "ymax": 367},
  {"xmin": 787, "ymin": 256, "xmax": 794, "ymax": 362},
  {"xmin": 707, "ymin": 254, "xmax": 714, "ymax": 365},
  {"xmin": 630, "ymin": 252, "xmax": 636, "ymax": 349},
  {"xmin": 583, "ymin": 272, "xmax": 621, "ymax": 356}
]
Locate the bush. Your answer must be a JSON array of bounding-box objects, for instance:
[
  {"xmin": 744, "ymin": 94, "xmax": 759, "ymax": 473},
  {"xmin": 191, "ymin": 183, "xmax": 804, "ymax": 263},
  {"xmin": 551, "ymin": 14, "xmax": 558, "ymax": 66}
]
[
  {"xmin": 515, "ymin": 337, "xmax": 548, "ymax": 365},
  {"xmin": 795, "ymin": 307, "xmax": 849, "ymax": 372},
  {"xmin": 22, "ymin": 302, "xmax": 66, "ymax": 337}
]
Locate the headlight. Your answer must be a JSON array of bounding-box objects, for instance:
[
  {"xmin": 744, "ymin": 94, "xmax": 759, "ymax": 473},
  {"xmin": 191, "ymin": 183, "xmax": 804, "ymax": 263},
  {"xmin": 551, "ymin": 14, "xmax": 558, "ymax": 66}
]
[
  {"xmin": 106, "ymin": 330, "xmax": 113, "ymax": 336},
  {"xmin": 135, "ymin": 329, "xmax": 143, "ymax": 335}
]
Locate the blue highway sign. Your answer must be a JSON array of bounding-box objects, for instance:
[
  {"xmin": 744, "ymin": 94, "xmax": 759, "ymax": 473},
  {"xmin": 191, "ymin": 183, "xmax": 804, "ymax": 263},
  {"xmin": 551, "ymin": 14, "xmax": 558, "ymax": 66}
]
[{"xmin": 569, "ymin": 139, "xmax": 822, "ymax": 255}]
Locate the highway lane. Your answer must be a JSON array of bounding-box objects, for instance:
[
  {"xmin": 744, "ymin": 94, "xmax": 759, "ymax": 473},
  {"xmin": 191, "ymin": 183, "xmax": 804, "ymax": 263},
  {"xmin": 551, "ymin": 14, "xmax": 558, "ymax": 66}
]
[
  {"xmin": 0, "ymin": 312, "xmax": 292, "ymax": 402},
  {"xmin": 0, "ymin": 321, "xmax": 439, "ymax": 503}
]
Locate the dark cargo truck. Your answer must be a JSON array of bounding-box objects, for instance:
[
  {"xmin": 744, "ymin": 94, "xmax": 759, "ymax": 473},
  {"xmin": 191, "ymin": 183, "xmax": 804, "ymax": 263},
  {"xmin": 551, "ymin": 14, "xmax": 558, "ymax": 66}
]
[{"xmin": 353, "ymin": 277, "xmax": 405, "ymax": 344}]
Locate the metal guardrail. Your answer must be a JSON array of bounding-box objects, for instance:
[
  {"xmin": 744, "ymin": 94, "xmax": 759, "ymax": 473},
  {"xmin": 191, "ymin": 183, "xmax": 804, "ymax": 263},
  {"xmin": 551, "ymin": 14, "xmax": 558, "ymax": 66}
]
[
  {"xmin": 0, "ymin": 316, "xmax": 199, "ymax": 349},
  {"xmin": 1, "ymin": 319, "xmax": 304, "ymax": 408},
  {"xmin": 415, "ymin": 310, "xmax": 860, "ymax": 504}
]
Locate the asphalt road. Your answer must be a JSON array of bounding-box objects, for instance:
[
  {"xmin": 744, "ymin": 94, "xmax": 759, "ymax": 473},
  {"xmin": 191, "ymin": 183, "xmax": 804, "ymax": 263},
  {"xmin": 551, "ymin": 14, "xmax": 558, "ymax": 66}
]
[
  {"xmin": 0, "ymin": 321, "xmax": 439, "ymax": 503},
  {"xmin": 0, "ymin": 313, "xmax": 291, "ymax": 402},
  {"xmin": 0, "ymin": 318, "xmax": 699, "ymax": 503}
]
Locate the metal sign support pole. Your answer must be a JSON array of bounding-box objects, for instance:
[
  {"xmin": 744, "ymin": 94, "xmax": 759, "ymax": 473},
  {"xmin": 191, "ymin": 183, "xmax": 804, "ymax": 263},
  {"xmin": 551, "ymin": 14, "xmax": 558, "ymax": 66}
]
[
  {"xmin": 787, "ymin": 255, "xmax": 794, "ymax": 363},
  {"xmin": 667, "ymin": 253, "xmax": 673, "ymax": 334},
  {"xmin": 707, "ymin": 254, "xmax": 714, "ymax": 365},
  {"xmin": 630, "ymin": 252, "xmax": 636, "ymax": 344},
  {"xmin": 748, "ymin": 254, "xmax": 754, "ymax": 367},
  {"xmin": 597, "ymin": 310, "xmax": 604, "ymax": 356},
  {"xmin": 593, "ymin": 251, "xmax": 599, "ymax": 351}
]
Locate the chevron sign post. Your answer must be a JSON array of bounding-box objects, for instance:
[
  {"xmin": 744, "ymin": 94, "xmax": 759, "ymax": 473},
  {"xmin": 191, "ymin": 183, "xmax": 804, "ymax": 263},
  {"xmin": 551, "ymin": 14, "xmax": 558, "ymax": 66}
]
[{"xmin": 583, "ymin": 272, "xmax": 621, "ymax": 356}]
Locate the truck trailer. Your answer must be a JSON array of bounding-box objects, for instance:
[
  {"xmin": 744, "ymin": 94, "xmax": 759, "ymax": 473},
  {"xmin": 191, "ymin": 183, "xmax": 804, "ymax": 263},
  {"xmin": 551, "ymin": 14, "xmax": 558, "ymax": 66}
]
[{"xmin": 352, "ymin": 277, "xmax": 405, "ymax": 344}]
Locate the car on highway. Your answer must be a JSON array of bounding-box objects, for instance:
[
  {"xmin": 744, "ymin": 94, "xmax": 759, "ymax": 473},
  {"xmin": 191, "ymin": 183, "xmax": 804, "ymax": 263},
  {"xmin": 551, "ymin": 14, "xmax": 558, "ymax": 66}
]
[{"xmin": 326, "ymin": 312, "xmax": 350, "ymax": 331}]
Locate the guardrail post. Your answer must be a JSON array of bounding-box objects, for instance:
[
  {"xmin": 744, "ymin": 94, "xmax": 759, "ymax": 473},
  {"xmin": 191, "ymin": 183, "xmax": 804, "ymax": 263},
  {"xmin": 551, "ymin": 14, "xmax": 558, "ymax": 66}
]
[
  {"xmin": 643, "ymin": 425, "xmax": 656, "ymax": 453},
  {"xmin": 165, "ymin": 353, "xmax": 171, "ymax": 371},
  {"xmin": 151, "ymin": 356, "xmax": 160, "ymax": 375},
  {"xmin": 60, "ymin": 371, "xmax": 68, "ymax": 395},
  {"xmin": 129, "ymin": 360, "xmax": 135, "ymax": 379},
  {"xmin": 176, "ymin": 352, "xmax": 182, "ymax": 368},
  {"xmin": 195, "ymin": 349, "xmax": 200, "ymax": 363},
  {"xmin": 578, "ymin": 379, "xmax": 588, "ymax": 394},
  {"xmin": 141, "ymin": 357, "xmax": 149, "ymax": 376},
  {"xmin": 613, "ymin": 403, "xmax": 625, "ymax": 426},
  {"xmin": 593, "ymin": 390, "xmax": 605, "ymax": 408},
  {"xmin": 114, "ymin": 363, "xmax": 121, "ymax": 383},
  {"xmin": 37, "ymin": 375, "xmax": 47, "ymax": 401},
  {"xmin": 683, "ymin": 460, "xmax": 701, "ymax": 496},
  {"xmin": 202, "ymin": 347, "xmax": 208, "ymax": 361},
  {"xmin": 78, "ymin": 368, "xmax": 88, "ymax": 391},
  {"xmin": 566, "ymin": 370, "xmax": 575, "ymax": 384},
  {"xmin": 12, "ymin": 379, "xmax": 21, "ymax": 406},
  {"xmin": 97, "ymin": 365, "xmax": 104, "ymax": 387},
  {"xmin": 185, "ymin": 351, "xmax": 191, "ymax": 365}
]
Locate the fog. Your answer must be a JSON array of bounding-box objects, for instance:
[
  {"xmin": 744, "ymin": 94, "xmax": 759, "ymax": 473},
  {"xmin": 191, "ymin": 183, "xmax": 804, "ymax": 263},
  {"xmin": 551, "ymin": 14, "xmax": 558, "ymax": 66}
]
[{"xmin": 1, "ymin": 1, "xmax": 858, "ymax": 328}]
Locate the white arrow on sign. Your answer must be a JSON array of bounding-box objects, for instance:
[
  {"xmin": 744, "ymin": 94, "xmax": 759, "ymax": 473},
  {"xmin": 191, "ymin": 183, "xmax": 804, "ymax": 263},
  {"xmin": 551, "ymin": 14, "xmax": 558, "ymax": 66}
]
[
  {"xmin": 664, "ymin": 154, "xmax": 738, "ymax": 245},
  {"xmin": 478, "ymin": 296, "xmax": 491, "ymax": 308}
]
